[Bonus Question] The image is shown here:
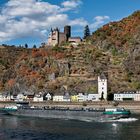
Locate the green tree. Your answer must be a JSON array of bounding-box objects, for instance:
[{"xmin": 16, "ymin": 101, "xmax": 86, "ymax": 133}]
[
  {"xmin": 25, "ymin": 43, "xmax": 28, "ymax": 48},
  {"xmin": 33, "ymin": 45, "xmax": 37, "ymax": 48},
  {"xmin": 83, "ymin": 25, "xmax": 90, "ymax": 39}
]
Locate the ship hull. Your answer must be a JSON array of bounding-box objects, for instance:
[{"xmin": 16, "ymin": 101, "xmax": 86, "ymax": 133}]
[
  {"xmin": 7, "ymin": 108, "xmax": 103, "ymax": 121},
  {"xmin": 7, "ymin": 107, "xmax": 131, "ymax": 121}
]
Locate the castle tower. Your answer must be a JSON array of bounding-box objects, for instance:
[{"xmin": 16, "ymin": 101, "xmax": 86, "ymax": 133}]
[
  {"xmin": 98, "ymin": 74, "xmax": 108, "ymax": 100},
  {"xmin": 55, "ymin": 28, "xmax": 59, "ymax": 45},
  {"xmin": 48, "ymin": 28, "xmax": 59, "ymax": 46},
  {"xmin": 64, "ymin": 25, "xmax": 71, "ymax": 41}
]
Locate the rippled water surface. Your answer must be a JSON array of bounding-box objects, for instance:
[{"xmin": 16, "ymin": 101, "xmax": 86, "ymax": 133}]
[{"xmin": 0, "ymin": 114, "xmax": 140, "ymax": 140}]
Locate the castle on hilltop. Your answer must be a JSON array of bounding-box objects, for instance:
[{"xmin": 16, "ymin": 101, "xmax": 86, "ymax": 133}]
[{"xmin": 47, "ymin": 25, "xmax": 81, "ymax": 46}]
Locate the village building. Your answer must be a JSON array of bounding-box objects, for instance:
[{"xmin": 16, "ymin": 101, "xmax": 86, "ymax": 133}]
[
  {"xmin": 16, "ymin": 93, "xmax": 25, "ymax": 101},
  {"xmin": 68, "ymin": 37, "xmax": 82, "ymax": 44},
  {"xmin": 47, "ymin": 25, "xmax": 82, "ymax": 46},
  {"xmin": 0, "ymin": 93, "xmax": 9, "ymax": 101},
  {"xmin": 98, "ymin": 74, "xmax": 108, "ymax": 100},
  {"xmin": 63, "ymin": 92, "xmax": 71, "ymax": 102},
  {"xmin": 24, "ymin": 91, "xmax": 35, "ymax": 101},
  {"xmin": 33, "ymin": 96, "xmax": 43, "ymax": 102},
  {"xmin": 88, "ymin": 94, "xmax": 99, "ymax": 101},
  {"xmin": 134, "ymin": 91, "xmax": 140, "ymax": 101},
  {"xmin": 0, "ymin": 94, "xmax": 3, "ymax": 101},
  {"xmin": 114, "ymin": 91, "xmax": 140, "ymax": 101},
  {"xmin": 53, "ymin": 95, "xmax": 64, "ymax": 102},
  {"xmin": 0, "ymin": 92, "xmax": 12, "ymax": 101},
  {"xmin": 43, "ymin": 93, "xmax": 53, "ymax": 101},
  {"xmin": 77, "ymin": 93, "xmax": 99, "ymax": 102},
  {"xmin": 7, "ymin": 94, "xmax": 12, "ymax": 101},
  {"xmin": 71, "ymin": 95, "xmax": 78, "ymax": 102},
  {"xmin": 33, "ymin": 92, "xmax": 43, "ymax": 102},
  {"xmin": 77, "ymin": 93, "xmax": 87, "ymax": 102}
]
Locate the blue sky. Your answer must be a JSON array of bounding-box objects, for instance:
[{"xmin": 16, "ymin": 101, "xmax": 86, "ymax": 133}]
[{"xmin": 0, "ymin": 0, "xmax": 140, "ymax": 47}]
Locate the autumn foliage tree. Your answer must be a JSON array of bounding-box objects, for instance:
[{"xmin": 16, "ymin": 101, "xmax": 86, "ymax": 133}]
[{"xmin": 7, "ymin": 79, "xmax": 15, "ymax": 88}]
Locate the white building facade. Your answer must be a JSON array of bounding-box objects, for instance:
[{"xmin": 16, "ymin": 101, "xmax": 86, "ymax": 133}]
[
  {"xmin": 98, "ymin": 74, "xmax": 107, "ymax": 100},
  {"xmin": 33, "ymin": 92, "xmax": 43, "ymax": 102},
  {"xmin": 0, "ymin": 94, "xmax": 8, "ymax": 101},
  {"xmin": 77, "ymin": 93, "xmax": 99, "ymax": 102},
  {"xmin": 45, "ymin": 93, "xmax": 52, "ymax": 101},
  {"xmin": 33, "ymin": 96, "xmax": 43, "ymax": 102},
  {"xmin": 16, "ymin": 93, "xmax": 25, "ymax": 101},
  {"xmin": 53, "ymin": 95, "xmax": 64, "ymax": 102},
  {"xmin": 77, "ymin": 93, "xmax": 87, "ymax": 102},
  {"xmin": 114, "ymin": 91, "xmax": 140, "ymax": 101},
  {"xmin": 88, "ymin": 94, "xmax": 99, "ymax": 101},
  {"xmin": 134, "ymin": 91, "xmax": 140, "ymax": 101}
]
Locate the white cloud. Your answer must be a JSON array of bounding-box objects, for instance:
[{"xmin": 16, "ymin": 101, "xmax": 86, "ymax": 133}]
[
  {"xmin": 70, "ymin": 18, "xmax": 88, "ymax": 26},
  {"xmin": 0, "ymin": 0, "xmax": 84, "ymax": 42},
  {"xmin": 0, "ymin": 0, "xmax": 110, "ymax": 43},
  {"xmin": 2, "ymin": 0, "xmax": 60, "ymax": 17},
  {"xmin": 90, "ymin": 16, "xmax": 110, "ymax": 29},
  {"xmin": 61, "ymin": 0, "xmax": 82, "ymax": 10}
]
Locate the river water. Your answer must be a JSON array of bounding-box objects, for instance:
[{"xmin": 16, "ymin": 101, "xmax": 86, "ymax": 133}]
[{"xmin": 0, "ymin": 114, "xmax": 140, "ymax": 140}]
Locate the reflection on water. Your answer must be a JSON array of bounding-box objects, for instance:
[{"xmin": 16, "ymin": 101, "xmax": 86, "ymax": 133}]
[
  {"xmin": 112, "ymin": 123, "xmax": 119, "ymax": 133},
  {"xmin": 0, "ymin": 114, "xmax": 140, "ymax": 140}
]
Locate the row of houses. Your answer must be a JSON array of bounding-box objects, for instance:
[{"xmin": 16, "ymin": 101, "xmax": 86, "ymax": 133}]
[
  {"xmin": 0, "ymin": 74, "xmax": 108, "ymax": 102},
  {"xmin": 53, "ymin": 93, "xmax": 99, "ymax": 102},
  {"xmin": 0, "ymin": 91, "xmax": 35, "ymax": 102},
  {"xmin": 0, "ymin": 92, "xmax": 100, "ymax": 102},
  {"xmin": 1, "ymin": 90, "xmax": 140, "ymax": 102}
]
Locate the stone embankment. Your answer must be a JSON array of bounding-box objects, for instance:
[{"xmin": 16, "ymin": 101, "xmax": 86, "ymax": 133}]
[{"xmin": 0, "ymin": 101, "xmax": 140, "ymax": 114}]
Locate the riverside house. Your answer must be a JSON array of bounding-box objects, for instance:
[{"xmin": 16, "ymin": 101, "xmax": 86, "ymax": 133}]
[
  {"xmin": 63, "ymin": 92, "xmax": 71, "ymax": 102},
  {"xmin": 71, "ymin": 95, "xmax": 78, "ymax": 102},
  {"xmin": 33, "ymin": 92, "xmax": 43, "ymax": 102},
  {"xmin": 16, "ymin": 93, "xmax": 26, "ymax": 101},
  {"xmin": 43, "ymin": 93, "xmax": 53, "ymax": 101},
  {"xmin": 33, "ymin": 95, "xmax": 43, "ymax": 102},
  {"xmin": 114, "ymin": 91, "xmax": 140, "ymax": 101},
  {"xmin": 0, "ymin": 93, "xmax": 10, "ymax": 101},
  {"xmin": 77, "ymin": 93, "xmax": 87, "ymax": 102},
  {"xmin": 76, "ymin": 93, "xmax": 99, "ymax": 102},
  {"xmin": 24, "ymin": 91, "xmax": 35, "ymax": 101},
  {"xmin": 88, "ymin": 94, "xmax": 99, "ymax": 101},
  {"xmin": 53, "ymin": 95, "xmax": 64, "ymax": 102}
]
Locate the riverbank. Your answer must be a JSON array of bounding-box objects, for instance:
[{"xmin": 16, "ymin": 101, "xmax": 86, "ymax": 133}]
[{"xmin": 0, "ymin": 101, "xmax": 140, "ymax": 114}]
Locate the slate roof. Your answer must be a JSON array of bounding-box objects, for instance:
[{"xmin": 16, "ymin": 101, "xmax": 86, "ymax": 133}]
[{"xmin": 99, "ymin": 73, "xmax": 107, "ymax": 79}]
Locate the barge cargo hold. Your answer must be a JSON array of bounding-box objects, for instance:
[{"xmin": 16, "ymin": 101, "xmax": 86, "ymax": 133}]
[
  {"xmin": 7, "ymin": 106, "xmax": 105, "ymax": 121},
  {"xmin": 5, "ymin": 102, "xmax": 131, "ymax": 121}
]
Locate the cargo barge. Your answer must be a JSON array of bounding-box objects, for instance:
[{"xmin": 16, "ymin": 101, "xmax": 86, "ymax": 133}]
[{"xmin": 5, "ymin": 102, "xmax": 131, "ymax": 121}]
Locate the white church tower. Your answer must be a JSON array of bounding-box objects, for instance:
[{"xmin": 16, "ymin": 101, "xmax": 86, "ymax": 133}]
[{"xmin": 98, "ymin": 73, "xmax": 108, "ymax": 100}]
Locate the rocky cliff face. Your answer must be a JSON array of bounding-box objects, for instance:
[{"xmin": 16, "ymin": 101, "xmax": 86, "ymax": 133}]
[{"xmin": 0, "ymin": 11, "xmax": 140, "ymax": 95}]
